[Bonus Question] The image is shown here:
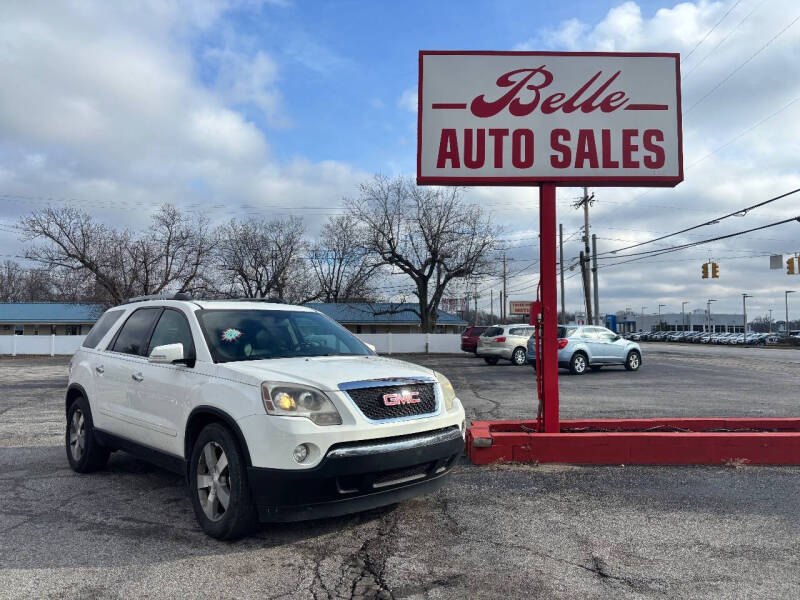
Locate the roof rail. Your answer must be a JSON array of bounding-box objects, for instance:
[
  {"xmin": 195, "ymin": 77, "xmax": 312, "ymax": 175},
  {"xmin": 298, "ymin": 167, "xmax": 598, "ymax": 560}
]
[
  {"xmin": 122, "ymin": 292, "xmax": 192, "ymax": 305},
  {"xmin": 229, "ymin": 296, "xmax": 285, "ymax": 304}
]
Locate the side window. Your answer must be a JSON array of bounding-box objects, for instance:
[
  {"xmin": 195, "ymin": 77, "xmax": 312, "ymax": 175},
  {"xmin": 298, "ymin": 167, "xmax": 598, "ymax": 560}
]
[
  {"xmin": 598, "ymin": 328, "xmax": 617, "ymax": 341},
  {"xmin": 147, "ymin": 309, "xmax": 194, "ymax": 359},
  {"xmin": 82, "ymin": 310, "xmax": 124, "ymax": 348},
  {"xmin": 509, "ymin": 328, "xmax": 522, "ymax": 336},
  {"xmin": 110, "ymin": 308, "xmax": 162, "ymax": 356},
  {"xmin": 580, "ymin": 327, "xmax": 599, "ymax": 339}
]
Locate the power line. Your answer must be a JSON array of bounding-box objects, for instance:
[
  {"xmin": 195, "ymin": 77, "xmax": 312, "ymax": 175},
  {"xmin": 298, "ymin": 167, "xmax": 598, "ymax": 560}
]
[
  {"xmin": 685, "ymin": 12, "xmax": 800, "ymax": 113},
  {"xmin": 598, "ymin": 214, "xmax": 800, "ymax": 266},
  {"xmin": 597, "ymin": 187, "xmax": 800, "ymax": 257},
  {"xmin": 682, "ymin": 0, "xmax": 768, "ymax": 81},
  {"xmin": 682, "ymin": 0, "xmax": 742, "ymax": 64}
]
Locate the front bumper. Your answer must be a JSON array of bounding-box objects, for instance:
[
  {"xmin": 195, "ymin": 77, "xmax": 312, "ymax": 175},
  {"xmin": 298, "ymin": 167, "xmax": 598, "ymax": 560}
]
[{"xmin": 248, "ymin": 426, "xmax": 464, "ymax": 522}]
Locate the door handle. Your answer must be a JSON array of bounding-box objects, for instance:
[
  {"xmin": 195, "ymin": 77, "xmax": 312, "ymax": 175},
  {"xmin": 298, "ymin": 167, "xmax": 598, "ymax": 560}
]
[
  {"xmin": 131, "ymin": 372, "xmax": 144, "ymax": 382},
  {"xmin": 95, "ymin": 365, "xmax": 105, "ymax": 374}
]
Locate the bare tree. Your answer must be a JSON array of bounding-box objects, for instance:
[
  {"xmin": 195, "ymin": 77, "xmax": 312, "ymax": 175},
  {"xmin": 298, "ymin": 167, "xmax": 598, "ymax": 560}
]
[
  {"xmin": 0, "ymin": 260, "xmax": 26, "ymax": 302},
  {"xmin": 347, "ymin": 175, "xmax": 499, "ymax": 332},
  {"xmin": 214, "ymin": 216, "xmax": 314, "ymax": 300},
  {"xmin": 20, "ymin": 205, "xmax": 214, "ymax": 305},
  {"xmin": 309, "ymin": 214, "xmax": 380, "ymax": 302}
]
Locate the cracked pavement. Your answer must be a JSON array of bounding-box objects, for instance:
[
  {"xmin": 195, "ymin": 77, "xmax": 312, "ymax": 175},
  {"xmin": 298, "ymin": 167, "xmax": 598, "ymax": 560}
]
[{"xmin": 1, "ymin": 352, "xmax": 800, "ymax": 599}]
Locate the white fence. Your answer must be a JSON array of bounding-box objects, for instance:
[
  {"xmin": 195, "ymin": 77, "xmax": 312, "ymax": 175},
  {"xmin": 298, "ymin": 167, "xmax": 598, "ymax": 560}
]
[
  {"xmin": 0, "ymin": 334, "xmax": 463, "ymax": 356},
  {"xmin": 358, "ymin": 333, "xmax": 462, "ymax": 354},
  {"xmin": 0, "ymin": 335, "xmax": 87, "ymax": 356}
]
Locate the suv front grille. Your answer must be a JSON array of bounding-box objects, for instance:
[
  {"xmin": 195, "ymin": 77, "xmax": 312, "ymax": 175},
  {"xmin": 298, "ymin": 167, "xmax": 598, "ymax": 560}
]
[{"xmin": 344, "ymin": 383, "xmax": 437, "ymax": 421}]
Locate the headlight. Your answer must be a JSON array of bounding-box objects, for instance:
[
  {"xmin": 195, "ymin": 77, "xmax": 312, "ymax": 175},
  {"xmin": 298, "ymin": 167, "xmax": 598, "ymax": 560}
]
[
  {"xmin": 261, "ymin": 382, "xmax": 342, "ymax": 426},
  {"xmin": 434, "ymin": 371, "xmax": 457, "ymax": 411}
]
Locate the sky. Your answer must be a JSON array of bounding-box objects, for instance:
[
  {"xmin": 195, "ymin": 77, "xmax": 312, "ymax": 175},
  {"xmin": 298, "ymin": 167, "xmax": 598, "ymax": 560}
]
[{"xmin": 0, "ymin": 0, "xmax": 799, "ymax": 320}]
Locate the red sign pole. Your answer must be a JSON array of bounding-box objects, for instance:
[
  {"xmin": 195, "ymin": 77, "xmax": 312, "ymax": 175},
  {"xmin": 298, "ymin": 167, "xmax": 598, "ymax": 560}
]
[{"xmin": 539, "ymin": 183, "xmax": 560, "ymax": 432}]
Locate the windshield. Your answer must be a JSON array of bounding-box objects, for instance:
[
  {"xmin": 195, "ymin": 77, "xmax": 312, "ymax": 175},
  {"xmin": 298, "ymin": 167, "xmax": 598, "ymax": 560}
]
[{"xmin": 196, "ymin": 309, "xmax": 372, "ymax": 363}]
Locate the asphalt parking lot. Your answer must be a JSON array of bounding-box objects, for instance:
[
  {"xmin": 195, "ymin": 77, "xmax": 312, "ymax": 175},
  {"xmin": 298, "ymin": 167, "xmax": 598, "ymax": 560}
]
[{"xmin": 1, "ymin": 347, "xmax": 799, "ymax": 599}]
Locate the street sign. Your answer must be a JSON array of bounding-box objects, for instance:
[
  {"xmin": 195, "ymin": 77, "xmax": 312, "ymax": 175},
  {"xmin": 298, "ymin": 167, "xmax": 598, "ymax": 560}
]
[
  {"xmin": 770, "ymin": 254, "xmax": 783, "ymax": 269},
  {"xmin": 509, "ymin": 301, "xmax": 534, "ymax": 315},
  {"xmin": 417, "ymin": 51, "xmax": 682, "ymax": 186}
]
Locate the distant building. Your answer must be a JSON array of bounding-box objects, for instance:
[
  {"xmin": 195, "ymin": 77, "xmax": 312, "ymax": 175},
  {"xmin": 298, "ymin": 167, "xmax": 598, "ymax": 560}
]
[
  {"xmin": 0, "ymin": 303, "xmax": 103, "ymax": 335},
  {"xmin": 612, "ymin": 308, "xmax": 747, "ymax": 334},
  {"xmin": 306, "ymin": 302, "xmax": 468, "ymax": 334}
]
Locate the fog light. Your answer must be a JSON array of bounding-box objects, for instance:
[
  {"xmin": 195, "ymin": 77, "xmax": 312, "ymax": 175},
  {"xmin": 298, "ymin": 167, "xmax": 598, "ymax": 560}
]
[{"xmin": 293, "ymin": 444, "xmax": 310, "ymax": 463}]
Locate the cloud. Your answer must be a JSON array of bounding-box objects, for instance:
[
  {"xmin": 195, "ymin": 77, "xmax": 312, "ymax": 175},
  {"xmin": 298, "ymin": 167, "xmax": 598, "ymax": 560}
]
[
  {"xmin": 494, "ymin": 0, "xmax": 800, "ymax": 316},
  {"xmin": 398, "ymin": 88, "xmax": 418, "ymax": 113},
  {"xmin": 0, "ymin": 0, "xmax": 364, "ymax": 247}
]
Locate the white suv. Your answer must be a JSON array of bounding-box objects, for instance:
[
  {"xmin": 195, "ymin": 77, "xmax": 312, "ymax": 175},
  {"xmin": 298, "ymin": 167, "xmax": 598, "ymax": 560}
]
[{"xmin": 66, "ymin": 295, "xmax": 465, "ymax": 539}]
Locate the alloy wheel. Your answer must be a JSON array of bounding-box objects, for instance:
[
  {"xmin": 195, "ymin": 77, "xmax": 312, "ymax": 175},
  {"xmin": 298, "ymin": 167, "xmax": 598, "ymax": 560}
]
[
  {"xmin": 197, "ymin": 441, "xmax": 231, "ymax": 522},
  {"xmin": 574, "ymin": 355, "xmax": 586, "ymax": 373},
  {"xmin": 513, "ymin": 348, "xmax": 526, "ymax": 365},
  {"xmin": 69, "ymin": 408, "xmax": 86, "ymax": 461},
  {"xmin": 629, "ymin": 353, "xmax": 640, "ymax": 369}
]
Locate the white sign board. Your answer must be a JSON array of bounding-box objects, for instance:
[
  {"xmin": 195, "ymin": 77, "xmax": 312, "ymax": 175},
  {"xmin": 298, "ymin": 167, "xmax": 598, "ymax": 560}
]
[{"xmin": 417, "ymin": 51, "xmax": 683, "ymax": 186}]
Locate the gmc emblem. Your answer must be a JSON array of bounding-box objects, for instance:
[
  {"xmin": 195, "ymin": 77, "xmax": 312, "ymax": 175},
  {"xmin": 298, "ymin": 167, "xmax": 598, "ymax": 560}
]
[{"xmin": 383, "ymin": 390, "xmax": 421, "ymax": 406}]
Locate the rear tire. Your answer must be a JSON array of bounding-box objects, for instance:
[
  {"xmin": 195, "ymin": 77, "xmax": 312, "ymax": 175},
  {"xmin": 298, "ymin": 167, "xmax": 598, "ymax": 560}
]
[
  {"xmin": 511, "ymin": 347, "xmax": 527, "ymax": 366},
  {"xmin": 189, "ymin": 423, "xmax": 257, "ymax": 540},
  {"xmin": 569, "ymin": 352, "xmax": 588, "ymax": 375},
  {"xmin": 483, "ymin": 356, "xmax": 499, "ymax": 365},
  {"xmin": 625, "ymin": 350, "xmax": 641, "ymax": 371},
  {"xmin": 66, "ymin": 395, "xmax": 110, "ymax": 473}
]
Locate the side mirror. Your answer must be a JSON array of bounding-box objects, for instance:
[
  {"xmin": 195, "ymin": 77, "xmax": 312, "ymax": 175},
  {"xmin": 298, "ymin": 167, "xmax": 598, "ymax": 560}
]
[
  {"xmin": 613, "ymin": 335, "xmax": 621, "ymax": 342},
  {"xmin": 364, "ymin": 342, "xmax": 377, "ymax": 353},
  {"xmin": 148, "ymin": 343, "xmax": 185, "ymax": 364}
]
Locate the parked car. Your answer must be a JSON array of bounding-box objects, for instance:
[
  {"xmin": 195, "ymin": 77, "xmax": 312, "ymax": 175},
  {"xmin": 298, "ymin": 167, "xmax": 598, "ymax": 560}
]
[
  {"xmin": 460, "ymin": 326, "xmax": 488, "ymax": 354},
  {"xmin": 66, "ymin": 295, "xmax": 466, "ymax": 539},
  {"xmin": 477, "ymin": 324, "xmax": 535, "ymax": 366},
  {"xmin": 526, "ymin": 325, "xmax": 641, "ymax": 375}
]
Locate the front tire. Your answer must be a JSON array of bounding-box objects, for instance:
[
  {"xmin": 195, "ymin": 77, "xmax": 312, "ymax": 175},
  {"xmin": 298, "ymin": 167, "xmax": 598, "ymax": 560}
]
[
  {"xmin": 625, "ymin": 350, "xmax": 642, "ymax": 371},
  {"xmin": 511, "ymin": 347, "xmax": 527, "ymax": 366},
  {"xmin": 569, "ymin": 352, "xmax": 588, "ymax": 375},
  {"xmin": 483, "ymin": 356, "xmax": 500, "ymax": 365},
  {"xmin": 66, "ymin": 395, "xmax": 110, "ymax": 473},
  {"xmin": 189, "ymin": 423, "xmax": 257, "ymax": 540}
]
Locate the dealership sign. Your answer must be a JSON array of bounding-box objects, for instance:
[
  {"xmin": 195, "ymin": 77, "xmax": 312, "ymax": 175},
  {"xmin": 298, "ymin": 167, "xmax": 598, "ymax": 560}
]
[
  {"xmin": 417, "ymin": 51, "xmax": 682, "ymax": 186},
  {"xmin": 509, "ymin": 301, "xmax": 534, "ymax": 315}
]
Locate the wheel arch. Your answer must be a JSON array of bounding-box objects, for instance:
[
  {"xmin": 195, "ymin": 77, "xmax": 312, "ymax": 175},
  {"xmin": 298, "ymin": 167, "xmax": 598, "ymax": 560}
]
[
  {"xmin": 65, "ymin": 383, "xmax": 88, "ymax": 415},
  {"xmin": 184, "ymin": 406, "xmax": 253, "ymax": 469}
]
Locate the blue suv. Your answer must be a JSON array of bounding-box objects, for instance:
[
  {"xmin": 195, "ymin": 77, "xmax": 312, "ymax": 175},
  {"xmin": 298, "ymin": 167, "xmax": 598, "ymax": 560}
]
[{"xmin": 527, "ymin": 325, "xmax": 642, "ymax": 375}]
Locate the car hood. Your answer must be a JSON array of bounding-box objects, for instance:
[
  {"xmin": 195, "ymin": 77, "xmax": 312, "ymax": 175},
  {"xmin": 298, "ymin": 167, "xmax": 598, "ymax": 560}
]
[{"xmin": 217, "ymin": 355, "xmax": 436, "ymax": 390}]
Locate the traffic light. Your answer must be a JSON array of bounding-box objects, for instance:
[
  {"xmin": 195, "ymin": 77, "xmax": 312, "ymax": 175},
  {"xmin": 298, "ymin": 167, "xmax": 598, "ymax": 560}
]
[
  {"xmin": 711, "ymin": 262, "xmax": 719, "ymax": 278},
  {"xmin": 788, "ymin": 257, "xmax": 796, "ymax": 275},
  {"xmin": 702, "ymin": 263, "xmax": 709, "ymax": 279}
]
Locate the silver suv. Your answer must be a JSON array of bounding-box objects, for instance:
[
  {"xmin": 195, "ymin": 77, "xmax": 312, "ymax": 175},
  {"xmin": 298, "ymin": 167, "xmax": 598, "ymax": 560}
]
[
  {"xmin": 526, "ymin": 325, "xmax": 642, "ymax": 375},
  {"xmin": 476, "ymin": 324, "xmax": 535, "ymax": 366}
]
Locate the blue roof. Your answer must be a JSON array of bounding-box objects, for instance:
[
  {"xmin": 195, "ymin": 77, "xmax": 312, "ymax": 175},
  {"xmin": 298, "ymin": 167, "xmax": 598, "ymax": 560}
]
[
  {"xmin": 306, "ymin": 302, "xmax": 467, "ymax": 325},
  {"xmin": 0, "ymin": 303, "xmax": 104, "ymax": 323}
]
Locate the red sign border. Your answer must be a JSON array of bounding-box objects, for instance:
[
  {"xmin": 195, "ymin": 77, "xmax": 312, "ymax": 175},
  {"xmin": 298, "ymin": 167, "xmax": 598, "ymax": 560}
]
[{"xmin": 416, "ymin": 50, "xmax": 683, "ymax": 188}]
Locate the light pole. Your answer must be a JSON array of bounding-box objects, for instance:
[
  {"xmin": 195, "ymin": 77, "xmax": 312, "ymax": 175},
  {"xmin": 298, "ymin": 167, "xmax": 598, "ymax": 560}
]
[
  {"xmin": 640, "ymin": 306, "xmax": 647, "ymax": 332},
  {"xmin": 742, "ymin": 294, "xmax": 752, "ymax": 340},
  {"xmin": 658, "ymin": 304, "xmax": 666, "ymax": 331},
  {"xmin": 768, "ymin": 308, "xmax": 773, "ymax": 333},
  {"xmin": 787, "ymin": 291, "xmax": 796, "ymax": 338},
  {"xmin": 707, "ymin": 299, "xmax": 716, "ymax": 333},
  {"xmin": 681, "ymin": 301, "xmax": 689, "ymax": 332}
]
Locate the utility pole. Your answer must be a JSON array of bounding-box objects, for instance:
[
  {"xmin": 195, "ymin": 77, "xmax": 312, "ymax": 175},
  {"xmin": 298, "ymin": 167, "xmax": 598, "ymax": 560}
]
[
  {"xmin": 490, "ymin": 290, "xmax": 494, "ymax": 324},
  {"xmin": 573, "ymin": 187, "xmax": 595, "ymax": 325},
  {"xmin": 473, "ymin": 286, "xmax": 479, "ymax": 326},
  {"xmin": 559, "ymin": 223, "xmax": 565, "ymax": 323},
  {"xmin": 768, "ymin": 308, "xmax": 773, "ymax": 333},
  {"xmin": 591, "ymin": 234, "xmax": 599, "ymax": 325},
  {"xmin": 707, "ymin": 299, "xmax": 716, "ymax": 333},
  {"xmin": 501, "ymin": 253, "xmax": 514, "ymax": 322},
  {"xmin": 743, "ymin": 294, "xmax": 752, "ymax": 339},
  {"xmin": 579, "ymin": 251, "xmax": 593, "ymax": 325},
  {"xmin": 658, "ymin": 304, "xmax": 666, "ymax": 331},
  {"xmin": 787, "ymin": 291, "xmax": 796, "ymax": 338},
  {"xmin": 681, "ymin": 301, "xmax": 688, "ymax": 332}
]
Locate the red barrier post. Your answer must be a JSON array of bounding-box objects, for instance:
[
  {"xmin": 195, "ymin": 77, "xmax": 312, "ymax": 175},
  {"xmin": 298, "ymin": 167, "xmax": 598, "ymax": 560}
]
[{"xmin": 539, "ymin": 183, "xmax": 559, "ymax": 432}]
